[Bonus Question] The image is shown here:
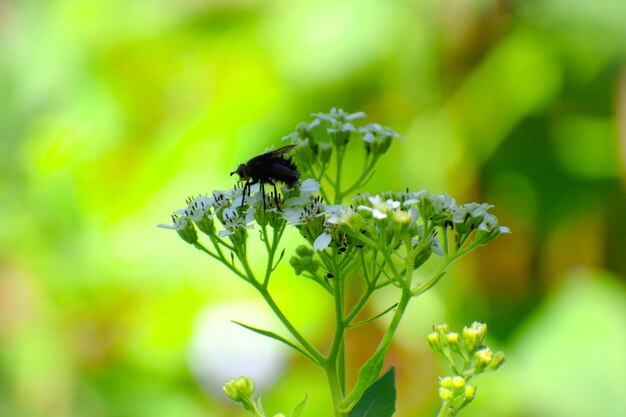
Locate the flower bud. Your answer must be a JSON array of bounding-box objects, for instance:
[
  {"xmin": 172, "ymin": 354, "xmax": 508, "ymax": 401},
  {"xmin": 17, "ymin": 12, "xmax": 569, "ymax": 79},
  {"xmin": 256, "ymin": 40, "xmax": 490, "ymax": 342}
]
[
  {"xmin": 418, "ymin": 195, "xmax": 434, "ymax": 220},
  {"xmin": 450, "ymin": 376, "xmax": 466, "ymax": 392},
  {"xmin": 318, "ymin": 142, "xmax": 332, "ymax": 165},
  {"xmin": 295, "ymin": 140, "xmax": 315, "ymax": 165},
  {"xmin": 427, "ymin": 331, "xmax": 442, "ymax": 352},
  {"xmin": 223, "ymin": 377, "xmax": 256, "ymax": 411},
  {"xmin": 392, "ymin": 210, "xmax": 412, "ymax": 226},
  {"xmin": 440, "ymin": 376, "xmax": 466, "ymax": 397},
  {"xmin": 177, "ymin": 218, "xmax": 198, "ymax": 244},
  {"xmin": 433, "ymin": 324, "xmax": 449, "ymax": 333},
  {"xmin": 486, "ymin": 351, "xmax": 505, "ymax": 371},
  {"xmin": 438, "ymin": 387, "xmax": 453, "ymax": 401},
  {"xmin": 296, "ymin": 245, "xmax": 313, "ymax": 257},
  {"xmin": 195, "ymin": 214, "xmax": 215, "ymax": 236},
  {"xmin": 474, "ymin": 347, "xmax": 493, "ymax": 371},
  {"xmin": 446, "ymin": 332, "xmax": 461, "ymax": 352},
  {"xmin": 413, "ymin": 244, "xmax": 432, "ymax": 270},
  {"xmin": 440, "ymin": 376, "xmax": 453, "ymax": 388},
  {"xmin": 290, "ymin": 257, "xmax": 304, "ymax": 275},
  {"xmin": 340, "ymin": 212, "xmax": 367, "ymax": 236},
  {"xmin": 462, "ymin": 322, "xmax": 487, "ymax": 353},
  {"xmin": 374, "ymin": 133, "xmax": 393, "ymax": 155},
  {"xmin": 464, "ymin": 385, "xmax": 476, "ymax": 401},
  {"xmin": 391, "ymin": 210, "xmax": 412, "ymax": 235}
]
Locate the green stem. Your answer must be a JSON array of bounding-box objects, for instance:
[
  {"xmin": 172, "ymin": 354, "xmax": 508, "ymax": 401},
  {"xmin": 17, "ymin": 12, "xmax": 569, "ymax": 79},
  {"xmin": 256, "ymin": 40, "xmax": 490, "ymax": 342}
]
[
  {"xmin": 342, "ymin": 288, "xmax": 412, "ymax": 410},
  {"xmin": 262, "ymin": 222, "xmax": 285, "ymax": 288},
  {"xmin": 235, "ymin": 247, "xmax": 324, "ymax": 364},
  {"xmin": 341, "ymin": 155, "xmax": 379, "ymax": 197},
  {"xmin": 436, "ymin": 400, "xmax": 453, "ymax": 417},
  {"xmin": 194, "ymin": 242, "xmax": 248, "ymax": 281},
  {"xmin": 325, "ymin": 366, "xmax": 346, "ymax": 417},
  {"xmin": 334, "ymin": 147, "xmax": 345, "ymax": 204},
  {"xmin": 256, "ymin": 285, "xmax": 324, "ymax": 364},
  {"xmin": 344, "ymin": 282, "xmax": 375, "ymax": 325},
  {"xmin": 442, "ymin": 226, "xmax": 450, "ymax": 257},
  {"xmin": 411, "ymin": 251, "xmax": 461, "ymax": 297}
]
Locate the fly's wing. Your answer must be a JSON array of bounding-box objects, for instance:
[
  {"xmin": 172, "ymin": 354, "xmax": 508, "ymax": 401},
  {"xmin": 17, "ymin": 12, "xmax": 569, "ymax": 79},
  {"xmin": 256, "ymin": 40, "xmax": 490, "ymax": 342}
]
[
  {"xmin": 245, "ymin": 145, "xmax": 295, "ymax": 170},
  {"xmin": 266, "ymin": 159, "xmax": 299, "ymax": 185},
  {"xmin": 264, "ymin": 145, "xmax": 296, "ymax": 158}
]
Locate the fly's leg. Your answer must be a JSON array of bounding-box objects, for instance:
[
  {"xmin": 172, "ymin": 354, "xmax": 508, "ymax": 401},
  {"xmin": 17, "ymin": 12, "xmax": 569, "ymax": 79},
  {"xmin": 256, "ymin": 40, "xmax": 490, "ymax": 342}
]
[
  {"xmin": 272, "ymin": 182, "xmax": 280, "ymax": 210},
  {"xmin": 261, "ymin": 183, "xmax": 267, "ymax": 210}
]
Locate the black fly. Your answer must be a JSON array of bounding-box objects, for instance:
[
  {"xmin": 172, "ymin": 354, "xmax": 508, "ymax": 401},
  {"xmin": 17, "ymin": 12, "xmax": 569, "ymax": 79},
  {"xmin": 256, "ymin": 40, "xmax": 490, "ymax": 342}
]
[{"xmin": 230, "ymin": 145, "xmax": 299, "ymax": 209}]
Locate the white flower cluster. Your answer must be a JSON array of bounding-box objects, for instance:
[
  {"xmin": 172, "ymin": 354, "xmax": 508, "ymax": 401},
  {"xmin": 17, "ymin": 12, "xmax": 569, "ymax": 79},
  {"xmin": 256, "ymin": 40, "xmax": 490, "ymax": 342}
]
[{"xmin": 157, "ymin": 184, "xmax": 263, "ymax": 239}]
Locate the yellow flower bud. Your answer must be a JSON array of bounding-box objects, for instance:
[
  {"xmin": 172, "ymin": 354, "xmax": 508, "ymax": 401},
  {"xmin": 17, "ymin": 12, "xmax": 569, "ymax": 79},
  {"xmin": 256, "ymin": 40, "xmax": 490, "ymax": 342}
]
[
  {"xmin": 439, "ymin": 387, "xmax": 453, "ymax": 401},
  {"xmin": 464, "ymin": 385, "xmax": 476, "ymax": 400},
  {"xmin": 427, "ymin": 331, "xmax": 443, "ymax": 352},
  {"xmin": 463, "ymin": 322, "xmax": 487, "ymax": 353},
  {"xmin": 474, "ymin": 347, "xmax": 494, "ymax": 367},
  {"xmin": 434, "ymin": 324, "xmax": 449, "ymax": 333},
  {"xmin": 451, "ymin": 376, "xmax": 466, "ymax": 390},
  {"xmin": 446, "ymin": 332, "xmax": 461, "ymax": 351},
  {"xmin": 440, "ymin": 376, "xmax": 453, "ymax": 388},
  {"xmin": 223, "ymin": 376, "xmax": 256, "ymax": 407},
  {"xmin": 487, "ymin": 351, "xmax": 506, "ymax": 371},
  {"xmin": 393, "ymin": 210, "xmax": 412, "ymax": 225}
]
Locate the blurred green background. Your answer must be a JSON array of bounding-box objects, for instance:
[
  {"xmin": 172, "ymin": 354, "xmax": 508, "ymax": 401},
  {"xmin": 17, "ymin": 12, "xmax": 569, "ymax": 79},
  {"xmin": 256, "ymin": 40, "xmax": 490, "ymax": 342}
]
[{"xmin": 1, "ymin": 1, "xmax": 625, "ymax": 416}]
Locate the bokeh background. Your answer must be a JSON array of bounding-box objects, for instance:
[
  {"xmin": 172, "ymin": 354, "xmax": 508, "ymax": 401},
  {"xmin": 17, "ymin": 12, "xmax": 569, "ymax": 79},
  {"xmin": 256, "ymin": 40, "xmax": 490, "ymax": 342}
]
[{"xmin": 1, "ymin": 1, "xmax": 625, "ymax": 416}]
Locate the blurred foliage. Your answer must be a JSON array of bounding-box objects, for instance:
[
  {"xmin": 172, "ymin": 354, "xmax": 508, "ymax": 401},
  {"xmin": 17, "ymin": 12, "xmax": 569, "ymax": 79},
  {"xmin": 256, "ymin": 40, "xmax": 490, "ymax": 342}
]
[{"xmin": 0, "ymin": 1, "xmax": 625, "ymax": 417}]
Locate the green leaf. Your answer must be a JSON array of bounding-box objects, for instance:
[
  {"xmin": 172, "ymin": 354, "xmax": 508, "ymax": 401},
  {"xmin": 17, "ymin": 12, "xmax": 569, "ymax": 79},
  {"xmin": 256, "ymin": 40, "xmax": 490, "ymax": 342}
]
[
  {"xmin": 348, "ymin": 303, "xmax": 399, "ymax": 328},
  {"xmin": 348, "ymin": 368, "xmax": 396, "ymax": 417},
  {"xmin": 290, "ymin": 395, "xmax": 308, "ymax": 417},
  {"xmin": 232, "ymin": 321, "xmax": 317, "ymax": 363},
  {"xmin": 273, "ymin": 248, "xmax": 286, "ymax": 271},
  {"xmin": 342, "ymin": 348, "xmax": 387, "ymax": 410}
]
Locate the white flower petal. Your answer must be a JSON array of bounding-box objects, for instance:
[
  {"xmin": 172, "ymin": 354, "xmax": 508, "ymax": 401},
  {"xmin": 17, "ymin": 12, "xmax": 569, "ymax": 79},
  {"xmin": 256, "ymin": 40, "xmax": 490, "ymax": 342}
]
[
  {"xmin": 223, "ymin": 206, "xmax": 238, "ymax": 219},
  {"xmin": 346, "ymin": 111, "xmax": 366, "ymax": 121},
  {"xmin": 372, "ymin": 210, "xmax": 387, "ymax": 219},
  {"xmin": 313, "ymin": 233, "xmax": 332, "ymax": 251},
  {"xmin": 300, "ymin": 178, "xmax": 320, "ymax": 192},
  {"xmin": 282, "ymin": 208, "xmax": 303, "ymax": 225},
  {"xmin": 386, "ymin": 199, "xmax": 401, "ymax": 209}
]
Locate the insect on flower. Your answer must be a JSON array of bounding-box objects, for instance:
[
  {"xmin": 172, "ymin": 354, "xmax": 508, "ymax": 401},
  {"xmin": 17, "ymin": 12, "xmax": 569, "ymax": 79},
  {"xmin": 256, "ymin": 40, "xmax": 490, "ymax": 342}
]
[{"xmin": 230, "ymin": 145, "xmax": 299, "ymax": 209}]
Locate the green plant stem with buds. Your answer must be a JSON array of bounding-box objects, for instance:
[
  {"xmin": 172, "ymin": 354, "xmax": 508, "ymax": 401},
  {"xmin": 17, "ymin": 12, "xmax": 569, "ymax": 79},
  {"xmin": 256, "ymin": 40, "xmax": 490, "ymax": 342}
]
[{"xmin": 159, "ymin": 108, "xmax": 509, "ymax": 417}]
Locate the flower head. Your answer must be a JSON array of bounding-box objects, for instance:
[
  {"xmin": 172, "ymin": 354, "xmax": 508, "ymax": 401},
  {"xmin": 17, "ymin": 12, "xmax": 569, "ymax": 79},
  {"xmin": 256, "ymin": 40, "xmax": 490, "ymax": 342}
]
[
  {"xmin": 218, "ymin": 206, "xmax": 254, "ymax": 238},
  {"xmin": 359, "ymin": 123, "xmax": 402, "ymax": 154},
  {"xmin": 358, "ymin": 195, "xmax": 401, "ymax": 220},
  {"xmin": 157, "ymin": 214, "xmax": 197, "ymax": 244}
]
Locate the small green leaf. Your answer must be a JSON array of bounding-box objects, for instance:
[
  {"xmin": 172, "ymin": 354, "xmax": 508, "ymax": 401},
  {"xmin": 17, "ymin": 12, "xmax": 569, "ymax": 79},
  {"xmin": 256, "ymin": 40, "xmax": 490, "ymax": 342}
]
[
  {"xmin": 348, "ymin": 368, "xmax": 396, "ymax": 417},
  {"xmin": 256, "ymin": 396, "xmax": 265, "ymax": 415},
  {"xmin": 342, "ymin": 348, "xmax": 387, "ymax": 410},
  {"xmin": 273, "ymin": 248, "xmax": 286, "ymax": 271},
  {"xmin": 348, "ymin": 303, "xmax": 398, "ymax": 328},
  {"xmin": 290, "ymin": 395, "xmax": 308, "ymax": 417},
  {"xmin": 232, "ymin": 321, "xmax": 317, "ymax": 363}
]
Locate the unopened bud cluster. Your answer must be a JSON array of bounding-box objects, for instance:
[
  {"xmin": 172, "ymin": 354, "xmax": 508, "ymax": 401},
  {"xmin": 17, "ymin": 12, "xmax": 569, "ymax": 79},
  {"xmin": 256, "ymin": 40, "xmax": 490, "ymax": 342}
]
[
  {"xmin": 223, "ymin": 377, "xmax": 257, "ymax": 412},
  {"xmin": 223, "ymin": 376, "xmax": 306, "ymax": 417},
  {"xmin": 428, "ymin": 322, "xmax": 505, "ymax": 415},
  {"xmin": 290, "ymin": 245, "xmax": 320, "ymax": 275}
]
